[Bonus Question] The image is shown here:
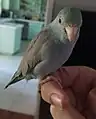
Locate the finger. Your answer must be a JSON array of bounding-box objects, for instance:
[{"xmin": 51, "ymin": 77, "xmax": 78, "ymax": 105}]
[
  {"xmin": 50, "ymin": 105, "xmax": 85, "ymax": 119},
  {"xmin": 64, "ymin": 88, "xmax": 76, "ymax": 107},
  {"xmin": 71, "ymin": 66, "xmax": 96, "ymax": 94},
  {"xmin": 40, "ymin": 77, "xmax": 69, "ymax": 109},
  {"xmin": 82, "ymin": 88, "xmax": 96, "ymax": 118},
  {"xmin": 70, "ymin": 66, "xmax": 96, "ymax": 111},
  {"xmin": 40, "ymin": 66, "xmax": 82, "ymax": 89},
  {"xmin": 41, "ymin": 66, "xmax": 96, "ymax": 111},
  {"xmin": 87, "ymin": 88, "xmax": 96, "ymax": 115}
]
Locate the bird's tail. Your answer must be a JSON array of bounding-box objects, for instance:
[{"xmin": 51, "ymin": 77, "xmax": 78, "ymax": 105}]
[{"xmin": 4, "ymin": 71, "xmax": 25, "ymax": 89}]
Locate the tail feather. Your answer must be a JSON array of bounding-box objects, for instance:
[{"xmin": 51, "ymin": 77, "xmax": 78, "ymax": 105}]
[{"xmin": 4, "ymin": 71, "xmax": 25, "ymax": 89}]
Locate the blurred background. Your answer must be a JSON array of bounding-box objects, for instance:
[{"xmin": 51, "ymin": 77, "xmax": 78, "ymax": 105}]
[{"xmin": 0, "ymin": 0, "xmax": 96, "ymax": 119}]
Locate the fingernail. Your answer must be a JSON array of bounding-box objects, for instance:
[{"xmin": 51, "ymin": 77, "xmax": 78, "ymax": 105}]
[{"xmin": 50, "ymin": 93, "xmax": 69, "ymax": 109}]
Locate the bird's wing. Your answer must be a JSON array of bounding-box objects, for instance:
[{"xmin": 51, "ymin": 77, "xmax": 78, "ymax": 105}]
[
  {"xmin": 4, "ymin": 29, "xmax": 51, "ymax": 89},
  {"xmin": 18, "ymin": 29, "xmax": 50, "ymax": 76}
]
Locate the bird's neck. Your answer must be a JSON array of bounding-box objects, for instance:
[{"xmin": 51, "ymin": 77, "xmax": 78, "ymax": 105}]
[{"xmin": 49, "ymin": 20, "xmax": 67, "ymax": 42}]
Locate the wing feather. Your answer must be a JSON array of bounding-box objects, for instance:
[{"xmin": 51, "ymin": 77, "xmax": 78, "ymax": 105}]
[{"xmin": 18, "ymin": 29, "xmax": 50, "ymax": 76}]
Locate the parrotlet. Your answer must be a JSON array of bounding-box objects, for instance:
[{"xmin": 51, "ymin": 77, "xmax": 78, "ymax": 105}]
[{"xmin": 4, "ymin": 7, "xmax": 82, "ymax": 89}]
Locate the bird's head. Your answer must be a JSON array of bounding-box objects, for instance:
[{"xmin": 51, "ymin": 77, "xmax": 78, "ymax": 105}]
[{"xmin": 52, "ymin": 7, "xmax": 82, "ymax": 42}]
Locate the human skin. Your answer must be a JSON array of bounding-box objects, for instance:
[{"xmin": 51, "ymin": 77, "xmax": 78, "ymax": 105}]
[{"xmin": 40, "ymin": 66, "xmax": 96, "ymax": 119}]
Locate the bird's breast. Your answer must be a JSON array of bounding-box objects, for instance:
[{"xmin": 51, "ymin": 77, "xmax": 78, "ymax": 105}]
[
  {"xmin": 41, "ymin": 39, "xmax": 75, "ymax": 65},
  {"xmin": 56, "ymin": 43, "xmax": 74, "ymax": 64}
]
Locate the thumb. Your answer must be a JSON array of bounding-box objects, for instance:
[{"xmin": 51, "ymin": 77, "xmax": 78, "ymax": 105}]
[
  {"xmin": 50, "ymin": 105, "xmax": 85, "ymax": 119},
  {"xmin": 50, "ymin": 92, "xmax": 69, "ymax": 109}
]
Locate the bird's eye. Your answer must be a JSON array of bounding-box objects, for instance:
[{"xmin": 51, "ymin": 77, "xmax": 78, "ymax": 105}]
[
  {"xmin": 59, "ymin": 18, "xmax": 62, "ymax": 24},
  {"xmin": 64, "ymin": 28, "xmax": 67, "ymax": 34}
]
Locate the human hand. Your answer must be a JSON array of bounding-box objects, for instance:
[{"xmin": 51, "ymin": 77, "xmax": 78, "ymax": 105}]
[{"xmin": 40, "ymin": 66, "xmax": 96, "ymax": 119}]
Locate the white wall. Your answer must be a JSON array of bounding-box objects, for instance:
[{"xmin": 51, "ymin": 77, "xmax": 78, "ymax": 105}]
[
  {"xmin": 0, "ymin": 0, "xmax": 2, "ymax": 15},
  {"xmin": 2, "ymin": 0, "xmax": 10, "ymax": 9},
  {"xmin": 2, "ymin": 0, "xmax": 20, "ymax": 10},
  {"xmin": 45, "ymin": 0, "xmax": 55, "ymax": 26}
]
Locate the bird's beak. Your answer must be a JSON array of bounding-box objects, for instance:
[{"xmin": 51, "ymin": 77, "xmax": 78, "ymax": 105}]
[{"xmin": 65, "ymin": 25, "xmax": 78, "ymax": 42}]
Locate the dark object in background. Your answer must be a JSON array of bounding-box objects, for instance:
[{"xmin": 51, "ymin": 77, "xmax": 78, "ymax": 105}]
[
  {"xmin": 25, "ymin": 16, "xmax": 32, "ymax": 20},
  {"xmin": 14, "ymin": 20, "xmax": 29, "ymax": 40},
  {"xmin": 0, "ymin": 108, "xmax": 33, "ymax": 119},
  {"xmin": 1, "ymin": 9, "xmax": 10, "ymax": 18},
  {"xmin": 64, "ymin": 10, "xmax": 96, "ymax": 68},
  {"xmin": 1, "ymin": 9, "xmax": 17, "ymax": 18},
  {"xmin": 39, "ymin": 10, "xmax": 96, "ymax": 119},
  {"xmin": 9, "ymin": 20, "xmax": 29, "ymax": 40}
]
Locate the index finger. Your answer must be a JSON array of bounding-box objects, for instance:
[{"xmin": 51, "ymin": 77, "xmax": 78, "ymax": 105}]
[{"xmin": 63, "ymin": 66, "xmax": 96, "ymax": 112}]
